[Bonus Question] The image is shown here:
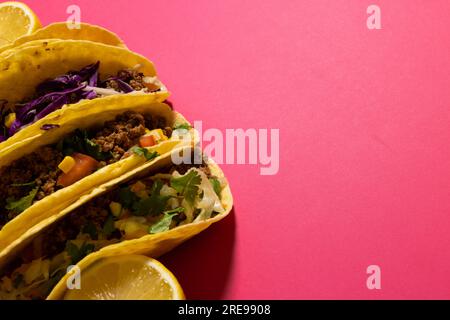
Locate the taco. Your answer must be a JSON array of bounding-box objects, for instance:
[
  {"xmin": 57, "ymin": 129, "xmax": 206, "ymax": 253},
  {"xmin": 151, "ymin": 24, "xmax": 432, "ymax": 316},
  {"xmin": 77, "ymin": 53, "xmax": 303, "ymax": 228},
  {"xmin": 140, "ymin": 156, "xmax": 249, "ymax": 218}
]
[
  {"xmin": 0, "ymin": 94, "xmax": 196, "ymax": 253},
  {"xmin": 0, "ymin": 39, "xmax": 167, "ymax": 147},
  {"xmin": 0, "ymin": 147, "xmax": 233, "ymax": 300},
  {"xmin": 0, "ymin": 22, "xmax": 126, "ymax": 54}
]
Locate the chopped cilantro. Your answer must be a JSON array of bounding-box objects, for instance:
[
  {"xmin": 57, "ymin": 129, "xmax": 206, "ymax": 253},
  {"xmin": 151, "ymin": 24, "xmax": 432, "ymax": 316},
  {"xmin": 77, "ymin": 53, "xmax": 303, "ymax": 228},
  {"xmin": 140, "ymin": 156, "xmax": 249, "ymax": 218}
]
[
  {"xmin": 134, "ymin": 180, "xmax": 170, "ymax": 216},
  {"xmin": 65, "ymin": 241, "xmax": 95, "ymax": 264},
  {"xmin": 10, "ymin": 181, "xmax": 36, "ymax": 187},
  {"xmin": 170, "ymin": 170, "xmax": 201, "ymax": 205},
  {"xmin": 165, "ymin": 207, "xmax": 186, "ymax": 215},
  {"xmin": 173, "ymin": 123, "xmax": 192, "ymax": 131},
  {"xmin": 42, "ymin": 269, "xmax": 66, "ymax": 296},
  {"xmin": 149, "ymin": 208, "xmax": 185, "ymax": 234},
  {"xmin": 131, "ymin": 146, "xmax": 159, "ymax": 161},
  {"xmin": 59, "ymin": 129, "xmax": 111, "ymax": 160},
  {"xmin": 102, "ymin": 215, "xmax": 116, "ymax": 237},
  {"xmin": 82, "ymin": 221, "xmax": 98, "ymax": 240},
  {"xmin": 118, "ymin": 186, "xmax": 140, "ymax": 209},
  {"xmin": 5, "ymin": 188, "xmax": 38, "ymax": 213}
]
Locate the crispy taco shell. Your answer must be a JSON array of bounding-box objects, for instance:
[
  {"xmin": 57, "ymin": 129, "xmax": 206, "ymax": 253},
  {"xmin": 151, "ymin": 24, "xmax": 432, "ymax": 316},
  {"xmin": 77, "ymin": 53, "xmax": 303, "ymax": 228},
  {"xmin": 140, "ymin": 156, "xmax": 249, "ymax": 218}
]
[
  {"xmin": 0, "ymin": 147, "xmax": 232, "ymax": 300},
  {"xmin": 0, "ymin": 39, "xmax": 168, "ymax": 150},
  {"xmin": 0, "ymin": 22, "xmax": 126, "ymax": 54},
  {"xmin": 0, "ymin": 94, "xmax": 196, "ymax": 254},
  {"xmin": 49, "ymin": 153, "xmax": 232, "ymax": 300},
  {"xmin": 0, "ymin": 92, "xmax": 169, "ymax": 164},
  {"xmin": 0, "ymin": 39, "xmax": 164, "ymax": 108}
]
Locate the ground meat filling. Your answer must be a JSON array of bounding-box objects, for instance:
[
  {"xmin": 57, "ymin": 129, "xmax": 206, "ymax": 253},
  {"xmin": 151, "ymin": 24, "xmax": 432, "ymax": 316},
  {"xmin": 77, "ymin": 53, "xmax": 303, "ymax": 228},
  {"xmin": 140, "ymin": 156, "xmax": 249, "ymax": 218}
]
[
  {"xmin": 92, "ymin": 112, "xmax": 147, "ymax": 162},
  {"xmin": 0, "ymin": 111, "xmax": 169, "ymax": 227},
  {"xmin": 38, "ymin": 196, "xmax": 114, "ymax": 261},
  {"xmin": 0, "ymin": 147, "xmax": 63, "ymax": 226},
  {"xmin": 92, "ymin": 112, "xmax": 169, "ymax": 162},
  {"xmin": 118, "ymin": 70, "xmax": 147, "ymax": 91},
  {"xmin": 104, "ymin": 69, "xmax": 160, "ymax": 92},
  {"xmin": 26, "ymin": 162, "xmax": 213, "ymax": 258}
]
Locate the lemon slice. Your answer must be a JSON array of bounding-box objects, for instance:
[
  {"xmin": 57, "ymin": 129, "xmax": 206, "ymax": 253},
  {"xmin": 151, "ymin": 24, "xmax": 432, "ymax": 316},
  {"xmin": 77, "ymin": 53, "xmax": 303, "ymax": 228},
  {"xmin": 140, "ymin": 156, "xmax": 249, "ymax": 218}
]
[
  {"xmin": 0, "ymin": 2, "xmax": 41, "ymax": 46},
  {"xmin": 63, "ymin": 255, "xmax": 185, "ymax": 300}
]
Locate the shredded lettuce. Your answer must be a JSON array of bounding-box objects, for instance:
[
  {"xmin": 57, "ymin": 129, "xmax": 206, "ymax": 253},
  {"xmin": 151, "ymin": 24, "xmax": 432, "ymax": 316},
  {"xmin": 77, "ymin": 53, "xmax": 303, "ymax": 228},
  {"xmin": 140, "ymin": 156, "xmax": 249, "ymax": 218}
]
[
  {"xmin": 149, "ymin": 208, "xmax": 184, "ymax": 234},
  {"xmin": 170, "ymin": 168, "xmax": 224, "ymax": 224}
]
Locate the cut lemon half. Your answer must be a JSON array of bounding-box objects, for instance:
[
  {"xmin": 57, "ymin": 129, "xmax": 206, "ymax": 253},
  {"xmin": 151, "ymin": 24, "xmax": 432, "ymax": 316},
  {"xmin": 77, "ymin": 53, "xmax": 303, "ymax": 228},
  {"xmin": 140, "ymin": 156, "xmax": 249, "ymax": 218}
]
[
  {"xmin": 0, "ymin": 2, "xmax": 41, "ymax": 46},
  {"xmin": 63, "ymin": 255, "xmax": 185, "ymax": 300}
]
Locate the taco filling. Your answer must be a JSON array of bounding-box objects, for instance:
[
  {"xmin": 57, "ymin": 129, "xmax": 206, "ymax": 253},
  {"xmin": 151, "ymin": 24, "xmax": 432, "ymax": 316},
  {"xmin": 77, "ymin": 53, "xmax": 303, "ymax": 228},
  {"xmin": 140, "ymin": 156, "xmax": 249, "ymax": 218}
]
[
  {"xmin": 0, "ymin": 62, "xmax": 164, "ymax": 142},
  {"xmin": 0, "ymin": 111, "xmax": 179, "ymax": 229},
  {"xmin": 0, "ymin": 160, "xmax": 226, "ymax": 300}
]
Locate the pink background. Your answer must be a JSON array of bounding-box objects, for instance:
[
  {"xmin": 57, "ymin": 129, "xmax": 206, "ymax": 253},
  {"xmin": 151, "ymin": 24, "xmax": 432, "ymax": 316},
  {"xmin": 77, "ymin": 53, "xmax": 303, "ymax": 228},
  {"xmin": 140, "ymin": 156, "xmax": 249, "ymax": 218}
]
[{"xmin": 17, "ymin": 0, "xmax": 450, "ymax": 299}]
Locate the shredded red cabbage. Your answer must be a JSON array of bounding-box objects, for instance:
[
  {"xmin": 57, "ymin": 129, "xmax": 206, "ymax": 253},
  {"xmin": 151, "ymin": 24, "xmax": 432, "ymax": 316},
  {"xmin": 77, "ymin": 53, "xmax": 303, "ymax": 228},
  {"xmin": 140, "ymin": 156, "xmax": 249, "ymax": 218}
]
[
  {"xmin": 36, "ymin": 62, "xmax": 100, "ymax": 95},
  {"xmin": 6, "ymin": 62, "xmax": 101, "ymax": 138},
  {"xmin": 0, "ymin": 62, "xmax": 142, "ymax": 142}
]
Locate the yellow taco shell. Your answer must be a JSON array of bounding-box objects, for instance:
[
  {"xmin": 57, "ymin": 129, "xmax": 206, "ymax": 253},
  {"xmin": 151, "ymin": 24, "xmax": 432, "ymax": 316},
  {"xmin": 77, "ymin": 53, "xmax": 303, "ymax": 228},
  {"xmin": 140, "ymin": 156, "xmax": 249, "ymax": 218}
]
[
  {"xmin": 0, "ymin": 91, "xmax": 170, "ymax": 163},
  {"xmin": 0, "ymin": 146, "xmax": 232, "ymax": 300},
  {"xmin": 46, "ymin": 148, "xmax": 233, "ymax": 299},
  {"xmin": 0, "ymin": 22, "xmax": 126, "ymax": 54},
  {"xmin": 0, "ymin": 94, "xmax": 196, "ymax": 255},
  {"xmin": 0, "ymin": 39, "xmax": 164, "ymax": 108}
]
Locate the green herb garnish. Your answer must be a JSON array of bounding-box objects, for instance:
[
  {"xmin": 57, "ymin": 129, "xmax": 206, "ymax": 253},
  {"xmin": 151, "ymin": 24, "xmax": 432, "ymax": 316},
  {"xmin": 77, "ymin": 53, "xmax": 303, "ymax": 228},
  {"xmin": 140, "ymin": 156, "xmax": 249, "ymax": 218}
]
[
  {"xmin": 173, "ymin": 123, "xmax": 192, "ymax": 131},
  {"xmin": 66, "ymin": 242, "xmax": 95, "ymax": 265},
  {"xmin": 131, "ymin": 146, "xmax": 159, "ymax": 161},
  {"xmin": 134, "ymin": 180, "xmax": 170, "ymax": 216},
  {"xmin": 5, "ymin": 188, "xmax": 38, "ymax": 213},
  {"xmin": 102, "ymin": 215, "xmax": 116, "ymax": 237},
  {"xmin": 149, "ymin": 207, "xmax": 185, "ymax": 234},
  {"xmin": 82, "ymin": 221, "xmax": 98, "ymax": 240},
  {"xmin": 59, "ymin": 129, "xmax": 111, "ymax": 161},
  {"xmin": 170, "ymin": 170, "xmax": 201, "ymax": 205},
  {"xmin": 10, "ymin": 181, "xmax": 36, "ymax": 187},
  {"xmin": 118, "ymin": 186, "xmax": 140, "ymax": 209}
]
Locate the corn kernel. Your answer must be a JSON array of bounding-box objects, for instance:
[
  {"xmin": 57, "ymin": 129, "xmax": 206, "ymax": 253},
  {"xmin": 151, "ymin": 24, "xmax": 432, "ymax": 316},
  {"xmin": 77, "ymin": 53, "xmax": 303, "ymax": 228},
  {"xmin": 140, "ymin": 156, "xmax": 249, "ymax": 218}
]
[
  {"xmin": 58, "ymin": 156, "xmax": 76, "ymax": 174},
  {"xmin": 4, "ymin": 113, "xmax": 16, "ymax": 129},
  {"xmin": 145, "ymin": 129, "xmax": 168, "ymax": 142},
  {"xmin": 109, "ymin": 202, "xmax": 122, "ymax": 217},
  {"xmin": 154, "ymin": 129, "xmax": 168, "ymax": 141}
]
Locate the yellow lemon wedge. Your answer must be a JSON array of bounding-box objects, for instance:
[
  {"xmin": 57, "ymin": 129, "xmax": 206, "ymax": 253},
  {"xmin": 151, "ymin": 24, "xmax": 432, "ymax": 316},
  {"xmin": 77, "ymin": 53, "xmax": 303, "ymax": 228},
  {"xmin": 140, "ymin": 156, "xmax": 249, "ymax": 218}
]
[
  {"xmin": 63, "ymin": 255, "xmax": 185, "ymax": 300},
  {"xmin": 0, "ymin": 2, "xmax": 41, "ymax": 46}
]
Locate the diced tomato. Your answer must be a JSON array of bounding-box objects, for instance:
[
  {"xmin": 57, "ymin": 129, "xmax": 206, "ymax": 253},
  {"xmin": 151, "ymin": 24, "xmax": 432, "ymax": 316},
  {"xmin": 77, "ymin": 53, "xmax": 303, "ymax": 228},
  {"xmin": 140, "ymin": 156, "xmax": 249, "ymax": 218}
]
[
  {"xmin": 144, "ymin": 82, "xmax": 160, "ymax": 92},
  {"xmin": 57, "ymin": 153, "xmax": 99, "ymax": 187},
  {"xmin": 139, "ymin": 135, "xmax": 156, "ymax": 147}
]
